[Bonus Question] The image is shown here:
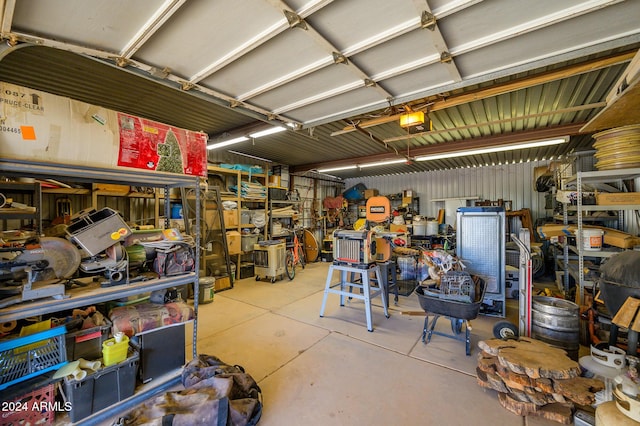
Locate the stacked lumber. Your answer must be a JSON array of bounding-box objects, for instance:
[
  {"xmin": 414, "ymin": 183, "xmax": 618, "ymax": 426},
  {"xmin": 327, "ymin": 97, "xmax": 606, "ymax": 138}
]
[{"xmin": 476, "ymin": 337, "xmax": 604, "ymax": 424}]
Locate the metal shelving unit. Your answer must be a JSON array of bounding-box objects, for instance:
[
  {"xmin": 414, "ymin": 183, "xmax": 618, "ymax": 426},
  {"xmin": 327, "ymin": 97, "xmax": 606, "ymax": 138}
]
[
  {"xmin": 560, "ymin": 167, "xmax": 640, "ymax": 304},
  {"xmin": 0, "ymin": 181, "xmax": 42, "ymax": 235},
  {"xmin": 208, "ymin": 166, "xmax": 268, "ymax": 281},
  {"xmin": 0, "ymin": 158, "xmax": 201, "ymax": 425}
]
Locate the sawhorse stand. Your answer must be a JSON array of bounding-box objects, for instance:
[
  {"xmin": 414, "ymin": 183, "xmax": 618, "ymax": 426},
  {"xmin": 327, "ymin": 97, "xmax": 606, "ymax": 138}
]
[{"xmin": 319, "ymin": 262, "xmax": 389, "ymax": 332}]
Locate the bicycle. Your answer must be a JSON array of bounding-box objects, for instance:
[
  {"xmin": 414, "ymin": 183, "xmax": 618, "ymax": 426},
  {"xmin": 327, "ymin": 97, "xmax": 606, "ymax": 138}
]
[{"xmin": 285, "ymin": 229, "xmax": 306, "ymax": 280}]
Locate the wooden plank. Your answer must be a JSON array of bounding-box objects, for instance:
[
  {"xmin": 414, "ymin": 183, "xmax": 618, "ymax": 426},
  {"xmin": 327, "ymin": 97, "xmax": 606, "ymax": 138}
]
[
  {"xmin": 612, "ymin": 297, "xmax": 640, "ymax": 328},
  {"xmin": 581, "ymin": 76, "xmax": 640, "ymax": 133}
]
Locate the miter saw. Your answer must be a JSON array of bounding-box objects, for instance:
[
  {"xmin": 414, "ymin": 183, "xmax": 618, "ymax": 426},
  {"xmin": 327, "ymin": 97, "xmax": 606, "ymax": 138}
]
[{"xmin": 0, "ymin": 237, "xmax": 81, "ymax": 308}]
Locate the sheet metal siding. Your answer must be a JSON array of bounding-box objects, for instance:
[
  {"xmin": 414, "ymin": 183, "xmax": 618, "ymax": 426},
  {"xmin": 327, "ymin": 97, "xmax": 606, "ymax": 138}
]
[{"xmin": 345, "ymin": 161, "xmax": 547, "ymax": 226}]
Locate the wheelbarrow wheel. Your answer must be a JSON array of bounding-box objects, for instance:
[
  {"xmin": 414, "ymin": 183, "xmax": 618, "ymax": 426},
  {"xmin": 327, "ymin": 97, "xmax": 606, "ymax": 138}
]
[
  {"xmin": 493, "ymin": 321, "xmax": 518, "ymax": 340},
  {"xmin": 451, "ymin": 318, "xmax": 463, "ymax": 335}
]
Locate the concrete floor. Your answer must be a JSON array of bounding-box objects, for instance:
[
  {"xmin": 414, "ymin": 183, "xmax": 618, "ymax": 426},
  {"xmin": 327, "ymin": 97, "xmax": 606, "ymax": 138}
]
[{"xmin": 185, "ymin": 261, "xmax": 563, "ymax": 426}]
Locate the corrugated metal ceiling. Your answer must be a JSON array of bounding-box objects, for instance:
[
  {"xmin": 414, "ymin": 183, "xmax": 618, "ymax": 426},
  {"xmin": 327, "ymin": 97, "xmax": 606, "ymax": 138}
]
[{"xmin": 1, "ymin": 0, "xmax": 639, "ymax": 180}]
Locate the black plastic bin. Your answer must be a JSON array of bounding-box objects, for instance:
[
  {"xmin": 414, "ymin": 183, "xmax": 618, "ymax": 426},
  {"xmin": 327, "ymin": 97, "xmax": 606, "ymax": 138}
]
[
  {"xmin": 65, "ymin": 317, "xmax": 112, "ymax": 361},
  {"xmin": 62, "ymin": 347, "xmax": 139, "ymax": 423}
]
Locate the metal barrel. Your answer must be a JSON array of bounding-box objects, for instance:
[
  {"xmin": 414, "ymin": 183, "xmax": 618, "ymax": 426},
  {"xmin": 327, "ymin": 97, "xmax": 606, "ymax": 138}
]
[{"xmin": 531, "ymin": 296, "xmax": 580, "ymax": 360}]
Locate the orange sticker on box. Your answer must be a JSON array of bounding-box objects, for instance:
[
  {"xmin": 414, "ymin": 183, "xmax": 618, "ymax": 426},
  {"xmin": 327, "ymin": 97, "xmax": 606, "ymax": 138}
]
[{"xmin": 21, "ymin": 126, "xmax": 36, "ymax": 140}]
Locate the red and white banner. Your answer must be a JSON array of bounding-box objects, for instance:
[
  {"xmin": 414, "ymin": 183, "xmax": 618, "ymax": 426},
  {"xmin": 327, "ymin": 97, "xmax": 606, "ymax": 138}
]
[{"xmin": 117, "ymin": 113, "xmax": 207, "ymax": 177}]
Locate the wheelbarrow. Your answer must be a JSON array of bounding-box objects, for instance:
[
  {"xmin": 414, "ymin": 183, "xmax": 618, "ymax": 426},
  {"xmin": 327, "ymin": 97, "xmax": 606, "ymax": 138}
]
[{"xmin": 415, "ymin": 274, "xmax": 486, "ymax": 355}]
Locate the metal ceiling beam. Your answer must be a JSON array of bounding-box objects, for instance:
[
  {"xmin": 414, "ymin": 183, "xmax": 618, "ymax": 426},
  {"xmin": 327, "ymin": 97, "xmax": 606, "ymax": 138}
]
[
  {"xmin": 189, "ymin": 0, "xmax": 335, "ymax": 86},
  {"xmin": 383, "ymin": 102, "xmax": 606, "ymax": 143},
  {"xmin": 451, "ymin": 0, "xmax": 627, "ymax": 57},
  {"xmin": 0, "ymin": 0, "xmax": 15, "ymax": 37},
  {"xmin": 415, "ymin": 0, "xmax": 461, "ymax": 82},
  {"xmin": 431, "ymin": 0, "xmax": 483, "ymax": 18},
  {"xmin": 190, "ymin": 20, "xmax": 288, "ymax": 85},
  {"xmin": 0, "ymin": 33, "xmax": 302, "ymax": 127},
  {"xmin": 293, "ymin": 123, "xmax": 586, "ymax": 173},
  {"xmin": 331, "ymin": 50, "xmax": 636, "ymax": 136},
  {"xmin": 237, "ymin": 0, "xmax": 393, "ymax": 108},
  {"xmin": 262, "ymin": 0, "xmax": 626, "ymax": 120},
  {"xmin": 119, "ymin": 0, "xmax": 186, "ymax": 60}
]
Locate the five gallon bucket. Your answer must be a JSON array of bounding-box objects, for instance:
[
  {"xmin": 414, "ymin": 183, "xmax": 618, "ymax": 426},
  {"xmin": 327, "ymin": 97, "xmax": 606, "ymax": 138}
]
[
  {"xmin": 413, "ymin": 221, "xmax": 427, "ymax": 236},
  {"xmin": 581, "ymin": 229, "xmax": 604, "ymax": 251},
  {"xmin": 426, "ymin": 221, "xmax": 439, "ymax": 236},
  {"xmin": 198, "ymin": 277, "xmax": 215, "ymax": 304},
  {"xmin": 531, "ymin": 296, "xmax": 579, "ymax": 360}
]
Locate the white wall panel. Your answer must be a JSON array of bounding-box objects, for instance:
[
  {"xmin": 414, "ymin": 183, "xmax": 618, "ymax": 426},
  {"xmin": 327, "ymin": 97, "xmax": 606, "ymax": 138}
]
[{"xmin": 346, "ymin": 161, "xmax": 551, "ymax": 229}]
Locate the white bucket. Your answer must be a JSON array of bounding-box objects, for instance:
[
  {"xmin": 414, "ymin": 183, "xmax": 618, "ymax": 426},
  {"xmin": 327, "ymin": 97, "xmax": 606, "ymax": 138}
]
[
  {"xmin": 413, "ymin": 222, "xmax": 427, "ymax": 236},
  {"xmin": 426, "ymin": 221, "xmax": 439, "ymax": 236},
  {"xmin": 581, "ymin": 229, "xmax": 604, "ymax": 251}
]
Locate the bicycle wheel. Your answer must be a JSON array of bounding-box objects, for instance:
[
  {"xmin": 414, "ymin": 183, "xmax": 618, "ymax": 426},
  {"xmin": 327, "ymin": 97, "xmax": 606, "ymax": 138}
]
[
  {"xmin": 285, "ymin": 250, "xmax": 296, "ymax": 280},
  {"xmin": 297, "ymin": 244, "xmax": 306, "ymax": 269}
]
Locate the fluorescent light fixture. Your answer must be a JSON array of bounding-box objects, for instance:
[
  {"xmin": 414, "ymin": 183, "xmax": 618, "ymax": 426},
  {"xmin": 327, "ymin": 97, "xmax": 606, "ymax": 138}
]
[
  {"xmin": 318, "ymin": 158, "xmax": 406, "ymax": 173},
  {"xmin": 317, "ymin": 165, "xmax": 358, "ymax": 173},
  {"xmin": 227, "ymin": 150, "xmax": 273, "ymax": 163},
  {"xmin": 359, "ymin": 159, "xmax": 406, "ymax": 168},
  {"xmin": 207, "ymin": 136, "xmax": 249, "ymax": 150},
  {"xmin": 249, "ymin": 126, "xmax": 286, "ymax": 138},
  {"xmin": 415, "ymin": 137, "xmax": 568, "ymax": 162}
]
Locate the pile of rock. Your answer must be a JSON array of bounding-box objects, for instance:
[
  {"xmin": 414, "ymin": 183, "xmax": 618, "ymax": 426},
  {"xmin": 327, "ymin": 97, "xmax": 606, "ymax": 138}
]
[{"xmin": 476, "ymin": 337, "xmax": 604, "ymax": 424}]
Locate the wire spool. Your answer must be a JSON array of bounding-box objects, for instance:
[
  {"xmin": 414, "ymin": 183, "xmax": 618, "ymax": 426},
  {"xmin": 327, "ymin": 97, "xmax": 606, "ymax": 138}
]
[{"xmin": 593, "ymin": 124, "xmax": 640, "ymax": 170}]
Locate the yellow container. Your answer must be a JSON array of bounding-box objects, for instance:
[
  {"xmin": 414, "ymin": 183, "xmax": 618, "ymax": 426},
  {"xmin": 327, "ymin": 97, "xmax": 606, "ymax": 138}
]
[{"xmin": 102, "ymin": 335, "xmax": 129, "ymax": 367}]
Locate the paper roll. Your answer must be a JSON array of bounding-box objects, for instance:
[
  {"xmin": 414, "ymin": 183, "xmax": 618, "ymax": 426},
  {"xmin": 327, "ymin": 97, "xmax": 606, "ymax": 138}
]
[
  {"xmin": 0, "ymin": 193, "xmax": 5, "ymax": 209},
  {"xmin": 0, "ymin": 321, "xmax": 17, "ymax": 333}
]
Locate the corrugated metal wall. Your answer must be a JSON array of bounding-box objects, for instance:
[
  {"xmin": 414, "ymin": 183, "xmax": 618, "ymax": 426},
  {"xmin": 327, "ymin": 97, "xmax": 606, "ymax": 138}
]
[
  {"xmin": 345, "ymin": 161, "xmax": 550, "ymax": 225},
  {"xmin": 344, "ymin": 162, "xmax": 640, "ymax": 237}
]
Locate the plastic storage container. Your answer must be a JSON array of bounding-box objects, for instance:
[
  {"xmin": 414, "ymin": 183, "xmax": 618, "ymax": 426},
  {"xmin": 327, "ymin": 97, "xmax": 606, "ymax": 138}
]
[
  {"xmin": 0, "ymin": 326, "xmax": 67, "ymax": 390},
  {"xmin": 62, "ymin": 348, "xmax": 139, "ymax": 423},
  {"xmin": 102, "ymin": 335, "xmax": 129, "ymax": 367},
  {"xmin": 65, "ymin": 317, "xmax": 112, "ymax": 361},
  {"xmin": 241, "ymin": 234, "xmax": 259, "ymax": 252}
]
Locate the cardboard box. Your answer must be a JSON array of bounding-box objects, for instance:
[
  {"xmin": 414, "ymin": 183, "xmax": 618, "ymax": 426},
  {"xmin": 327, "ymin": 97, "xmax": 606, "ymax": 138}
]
[
  {"xmin": 214, "ymin": 275, "xmax": 232, "ymax": 291},
  {"xmin": 364, "ymin": 189, "xmax": 379, "ymax": 199},
  {"xmin": 268, "ymin": 175, "xmax": 281, "ymax": 187},
  {"xmin": 205, "ymin": 210, "xmax": 221, "ymax": 229},
  {"xmin": 390, "ymin": 223, "xmax": 409, "ymax": 233},
  {"xmin": 596, "ymin": 192, "xmax": 640, "ymax": 205},
  {"xmin": 603, "ymin": 228, "xmax": 640, "ymax": 249},
  {"xmin": 223, "ymin": 209, "xmax": 238, "ymax": 228},
  {"xmin": 226, "ymin": 230, "xmax": 241, "ymax": 254}
]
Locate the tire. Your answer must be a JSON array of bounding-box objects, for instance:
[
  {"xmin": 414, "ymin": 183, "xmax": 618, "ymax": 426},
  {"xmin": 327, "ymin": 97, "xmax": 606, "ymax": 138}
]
[
  {"xmin": 285, "ymin": 250, "xmax": 296, "ymax": 280},
  {"xmin": 297, "ymin": 245, "xmax": 306, "ymax": 269},
  {"xmin": 255, "ymin": 276, "xmax": 260, "ymax": 281},
  {"xmin": 270, "ymin": 277, "xmax": 276, "ymax": 283},
  {"xmin": 493, "ymin": 321, "xmax": 519, "ymax": 339},
  {"xmin": 451, "ymin": 318, "xmax": 463, "ymax": 335}
]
